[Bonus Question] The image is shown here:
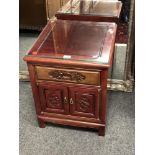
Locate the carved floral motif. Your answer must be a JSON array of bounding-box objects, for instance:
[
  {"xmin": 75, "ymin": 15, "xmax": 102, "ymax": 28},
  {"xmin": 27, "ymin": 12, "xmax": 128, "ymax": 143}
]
[
  {"xmin": 48, "ymin": 70, "xmax": 86, "ymax": 82},
  {"xmin": 79, "ymin": 96, "xmax": 90, "ymax": 112},
  {"xmin": 46, "ymin": 93, "xmax": 61, "ymax": 108}
]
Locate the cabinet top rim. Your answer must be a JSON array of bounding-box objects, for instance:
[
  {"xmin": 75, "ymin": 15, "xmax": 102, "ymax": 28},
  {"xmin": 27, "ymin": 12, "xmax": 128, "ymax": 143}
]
[{"xmin": 24, "ymin": 19, "xmax": 117, "ymax": 68}]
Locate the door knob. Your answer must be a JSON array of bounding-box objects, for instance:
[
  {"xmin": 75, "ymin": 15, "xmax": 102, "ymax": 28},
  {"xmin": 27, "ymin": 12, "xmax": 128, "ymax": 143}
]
[
  {"xmin": 64, "ymin": 97, "xmax": 68, "ymax": 104},
  {"xmin": 70, "ymin": 98, "xmax": 74, "ymax": 105}
]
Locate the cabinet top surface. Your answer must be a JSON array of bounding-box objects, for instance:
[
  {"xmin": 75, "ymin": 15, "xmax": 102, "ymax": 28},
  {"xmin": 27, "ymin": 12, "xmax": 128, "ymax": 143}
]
[
  {"xmin": 56, "ymin": 0, "xmax": 122, "ymax": 18},
  {"xmin": 25, "ymin": 20, "xmax": 117, "ymax": 66}
]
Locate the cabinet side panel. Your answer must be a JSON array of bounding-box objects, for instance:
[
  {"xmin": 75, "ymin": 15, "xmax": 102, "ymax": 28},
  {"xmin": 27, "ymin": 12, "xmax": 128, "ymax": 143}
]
[
  {"xmin": 27, "ymin": 63, "xmax": 42, "ymax": 114},
  {"xmin": 100, "ymin": 69, "xmax": 108, "ymax": 124}
]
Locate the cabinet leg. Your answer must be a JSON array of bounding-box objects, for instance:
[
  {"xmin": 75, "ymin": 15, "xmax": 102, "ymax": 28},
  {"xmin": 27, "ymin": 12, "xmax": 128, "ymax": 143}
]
[
  {"xmin": 38, "ymin": 118, "xmax": 46, "ymax": 128},
  {"xmin": 98, "ymin": 127, "xmax": 105, "ymax": 136}
]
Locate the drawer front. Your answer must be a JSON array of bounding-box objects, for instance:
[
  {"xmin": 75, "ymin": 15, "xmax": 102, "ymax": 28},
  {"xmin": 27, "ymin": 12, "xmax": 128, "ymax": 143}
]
[{"xmin": 35, "ymin": 66, "xmax": 100, "ymax": 85}]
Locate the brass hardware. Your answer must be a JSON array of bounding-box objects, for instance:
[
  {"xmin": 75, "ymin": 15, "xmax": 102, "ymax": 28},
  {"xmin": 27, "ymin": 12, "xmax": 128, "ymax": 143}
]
[
  {"xmin": 64, "ymin": 97, "xmax": 67, "ymax": 104},
  {"xmin": 98, "ymin": 89, "xmax": 101, "ymax": 93},
  {"xmin": 70, "ymin": 98, "xmax": 74, "ymax": 105}
]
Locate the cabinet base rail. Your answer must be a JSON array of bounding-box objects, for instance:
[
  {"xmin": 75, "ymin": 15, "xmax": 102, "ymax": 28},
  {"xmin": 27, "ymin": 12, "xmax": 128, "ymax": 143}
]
[{"xmin": 37, "ymin": 115, "xmax": 105, "ymax": 136}]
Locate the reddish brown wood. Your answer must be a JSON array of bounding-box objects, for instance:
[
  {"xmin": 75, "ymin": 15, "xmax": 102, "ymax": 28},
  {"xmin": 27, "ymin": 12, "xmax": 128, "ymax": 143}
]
[
  {"xmin": 27, "ymin": 63, "xmax": 42, "ymax": 115},
  {"xmin": 41, "ymin": 111, "xmax": 100, "ymax": 123},
  {"xmin": 55, "ymin": 0, "xmax": 122, "ymax": 24},
  {"xmin": 24, "ymin": 20, "xmax": 116, "ymax": 136},
  {"xmin": 55, "ymin": 0, "xmax": 129, "ymax": 44},
  {"xmin": 35, "ymin": 66, "xmax": 101, "ymax": 85},
  {"xmin": 36, "ymin": 80, "xmax": 101, "ymax": 89},
  {"xmin": 69, "ymin": 86, "xmax": 99, "ymax": 119},
  {"xmin": 23, "ymin": 20, "xmax": 117, "ymax": 69},
  {"xmin": 116, "ymin": 23, "xmax": 129, "ymax": 43},
  {"xmin": 37, "ymin": 115, "xmax": 105, "ymax": 129},
  {"xmin": 38, "ymin": 83, "xmax": 69, "ymax": 114},
  {"xmin": 38, "ymin": 118, "xmax": 46, "ymax": 128},
  {"xmin": 56, "ymin": 14, "xmax": 119, "ymax": 23},
  {"xmin": 100, "ymin": 69, "xmax": 109, "ymax": 124},
  {"xmin": 98, "ymin": 127, "xmax": 105, "ymax": 136},
  {"xmin": 24, "ymin": 56, "xmax": 111, "ymax": 69}
]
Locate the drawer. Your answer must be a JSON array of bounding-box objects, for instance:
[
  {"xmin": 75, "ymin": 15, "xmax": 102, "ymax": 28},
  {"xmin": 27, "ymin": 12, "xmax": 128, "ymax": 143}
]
[{"xmin": 35, "ymin": 66, "xmax": 100, "ymax": 85}]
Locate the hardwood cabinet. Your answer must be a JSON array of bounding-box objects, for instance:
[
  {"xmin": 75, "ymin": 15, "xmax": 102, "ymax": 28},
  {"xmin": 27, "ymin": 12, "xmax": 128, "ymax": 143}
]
[
  {"xmin": 55, "ymin": 0, "xmax": 128, "ymax": 43},
  {"xmin": 55, "ymin": 0, "xmax": 122, "ymax": 23},
  {"xmin": 24, "ymin": 19, "xmax": 117, "ymax": 136}
]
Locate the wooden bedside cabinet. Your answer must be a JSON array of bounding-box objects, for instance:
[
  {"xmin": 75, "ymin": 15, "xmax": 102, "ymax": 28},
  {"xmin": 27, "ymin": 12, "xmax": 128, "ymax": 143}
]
[
  {"xmin": 55, "ymin": 0, "xmax": 129, "ymax": 43},
  {"xmin": 24, "ymin": 19, "xmax": 117, "ymax": 136},
  {"xmin": 55, "ymin": 0, "xmax": 122, "ymax": 23}
]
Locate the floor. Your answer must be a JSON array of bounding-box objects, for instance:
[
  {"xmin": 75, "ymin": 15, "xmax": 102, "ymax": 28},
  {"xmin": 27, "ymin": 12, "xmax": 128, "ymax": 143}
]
[
  {"xmin": 19, "ymin": 82, "xmax": 134, "ymax": 155},
  {"xmin": 19, "ymin": 32, "xmax": 135, "ymax": 155}
]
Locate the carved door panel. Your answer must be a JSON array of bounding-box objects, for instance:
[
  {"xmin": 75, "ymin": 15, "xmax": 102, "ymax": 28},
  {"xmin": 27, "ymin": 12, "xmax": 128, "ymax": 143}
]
[
  {"xmin": 38, "ymin": 83, "xmax": 69, "ymax": 114},
  {"xmin": 69, "ymin": 86, "xmax": 100, "ymax": 119}
]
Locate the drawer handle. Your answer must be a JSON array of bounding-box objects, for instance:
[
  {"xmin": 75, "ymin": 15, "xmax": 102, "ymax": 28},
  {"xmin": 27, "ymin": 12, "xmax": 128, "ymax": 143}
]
[
  {"xmin": 70, "ymin": 98, "xmax": 74, "ymax": 105},
  {"xmin": 64, "ymin": 97, "xmax": 68, "ymax": 104},
  {"xmin": 48, "ymin": 70, "xmax": 86, "ymax": 82}
]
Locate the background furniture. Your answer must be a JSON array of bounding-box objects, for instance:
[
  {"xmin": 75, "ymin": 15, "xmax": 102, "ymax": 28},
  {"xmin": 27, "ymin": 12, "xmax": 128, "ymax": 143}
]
[
  {"xmin": 19, "ymin": 0, "xmax": 69, "ymax": 30},
  {"xmin": 19, "ymin": 0, "xmax": 47, "ymax": 30},
  {"xmin": 55, "ymin": 0, "xmax": 124, "ymax": 44},
  {"xmin": 55, "ymin": 1, "xmax": 122, "ymax": 23}
]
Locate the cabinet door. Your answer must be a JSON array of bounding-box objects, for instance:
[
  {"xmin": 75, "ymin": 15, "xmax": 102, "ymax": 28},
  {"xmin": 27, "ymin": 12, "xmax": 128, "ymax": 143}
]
[
  {"xmin": 69, "ymin": 86, "xmax": 100, "ymax": 119},
  {"xmin": 38, "ymin": 83, "xmax": 69, "ymax": 114}
]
